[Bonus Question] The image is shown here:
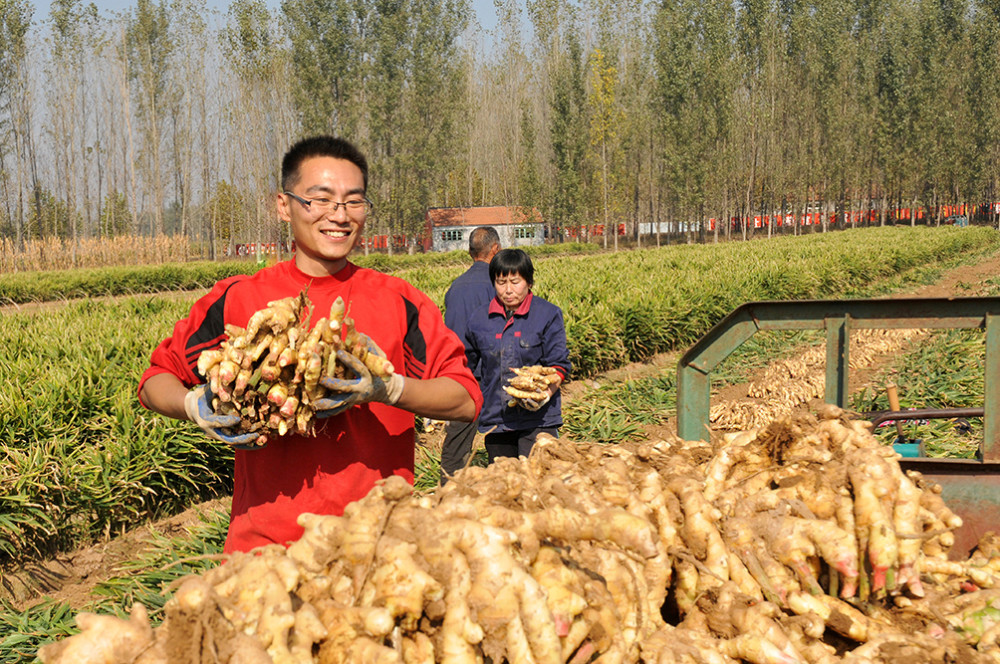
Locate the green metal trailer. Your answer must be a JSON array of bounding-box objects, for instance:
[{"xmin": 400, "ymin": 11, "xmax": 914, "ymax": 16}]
[{"xmin": 676, "ymin": 297, "xmax": 1000, "ymax": 558}]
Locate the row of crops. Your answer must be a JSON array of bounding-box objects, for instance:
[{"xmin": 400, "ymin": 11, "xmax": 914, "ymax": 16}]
[
  {"xmin": 1, "ymin": 226, "xmax": 997, "ymax": 568},
  {"xmin": 561, "ymin": 317, "xmax": 999, "ymax": 458},
  {"xmin": 853, "ymin": 325, "xmax": 996, "ymax": 457},
  {"xmin": 0, "ymin": 242, "xmax": 603, "ymax": 304},
  {"xmin": 0, "ymin": 509, "xmax": 231, "ymax": 662},
  {"xmin": 412, "ymin": 226, "xmax": 1000, "ymax": 375}
]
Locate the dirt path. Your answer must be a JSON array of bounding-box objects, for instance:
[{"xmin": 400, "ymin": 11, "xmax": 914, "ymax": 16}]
[
  {"xmin": 2, "ymin": 499, "xmax": 231, "ymax": 610},
  {"xmin": 6, "ymin": 249, "xmax": 1000, "ymax": 611}
]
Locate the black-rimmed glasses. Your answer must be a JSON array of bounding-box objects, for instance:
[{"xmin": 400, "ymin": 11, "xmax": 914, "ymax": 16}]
[{"xmin": 283, "ymin": 191, "xmax": 372, "ymax": 215}]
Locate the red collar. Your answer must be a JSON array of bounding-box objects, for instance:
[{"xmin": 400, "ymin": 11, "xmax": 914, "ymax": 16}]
[
  {"xmin": 288, "ymin": 259, "xmax": 356, "ymax": 283},
  {"xmin": 489, "ymin": 291, "xmax": 533, "ymax": 317}
]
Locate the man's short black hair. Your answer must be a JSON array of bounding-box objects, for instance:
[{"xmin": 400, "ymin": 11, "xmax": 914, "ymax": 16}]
[
  {"xmin": 489, "ymin": 248, "xmax": 534, "ymax": 286},
  {"xmin": 281, "ymin": 136, "xmax": 368, "ymax": 191},
  {"xmin": 469, "ymin": 226, "xmax": 500, "ymax": 259}
]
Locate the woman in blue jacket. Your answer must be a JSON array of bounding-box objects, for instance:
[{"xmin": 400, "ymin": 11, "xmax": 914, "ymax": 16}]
[{"xmin": 465, "ymin": 248, "xmax": 572, "ymax": 462}]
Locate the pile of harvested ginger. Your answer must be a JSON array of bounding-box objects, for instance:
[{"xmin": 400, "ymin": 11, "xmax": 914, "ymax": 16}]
[{"xmin": 39, "ymin": 406, "xmax": 1000, "ymax": 663}]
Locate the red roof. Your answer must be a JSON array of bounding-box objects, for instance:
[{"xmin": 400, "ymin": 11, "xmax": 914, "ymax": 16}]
[{"xmin": 425, "ymin": 206, "xmax": 542, "ymax": 228}]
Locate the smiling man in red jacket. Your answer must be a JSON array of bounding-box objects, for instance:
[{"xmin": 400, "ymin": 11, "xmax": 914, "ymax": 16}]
[{"xmin": 139, "ymin": 136, "xmax": 481, "ymax": 553}]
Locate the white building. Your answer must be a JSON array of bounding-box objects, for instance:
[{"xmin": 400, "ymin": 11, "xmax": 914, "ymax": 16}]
[{"xmin": 424, "ymin": 206, "xmax": 544, "ymax": 252}]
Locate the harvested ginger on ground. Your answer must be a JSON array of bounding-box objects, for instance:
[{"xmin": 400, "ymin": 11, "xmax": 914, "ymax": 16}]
[{"xmin": 36, "ymin": 412, "xmax": 1000, "ymax": 664}]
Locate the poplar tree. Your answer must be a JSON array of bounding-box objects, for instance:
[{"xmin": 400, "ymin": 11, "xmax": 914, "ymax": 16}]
[
  {"xmin": 223, "ymin": 0, "xmax": 295, "ymax": 257},
  {"xmin": 369, "ymin": 0, "xmax": 470, "ymax": 243},
  {"xmin": 365, "ymin": 0, "xmax": 411, "ymax": 239},
  {"xmin": 475, "ymin": 0, "xmax": 530, "ymax": 207},
  {"xmin": 169, "ymin": 0, "xmax": 213, "ymax": 241},
  {"xmin": 969, "ymin": 0, "xmax": 1000, "ymax": 225},
  {"xmin": 735, "ymin": 0, "xmax": 784, "ymax": 237},
  {"xmin": 281, "ymin": 0, "xmax": 364, "ymax": 136},
  {"xmin": 46, "ymin": 0, "xmax": 85, "ymax": 244},
  {"xmin": 872, "ymin": 0, "xmax": 914, "ymax": 224},
  {"xmin": 126, "ymin": 0, "xmax": 175, "ymax": 236},
  {"xmin": 526, "ymin": 0, "xmax": 569, "ymax": 238},
  {"xmin": 587, "ymin": 47, "xmax": 622, "ymax": 250},
  {"xmin": 518, "ymin": 99, "xmax": 543, "ymax": 212},
  {"xmin": 654, "ymin": 0, "xmax": 735, "ymax": 240},
  {"xmin": 914, "ymin": 0, "xmax": 974, "ymax": 220},
  {"xmin": 0, "ymin": 0, "xmax": 33, "ymax": 251},
  {"xmin": 547, "ymin": 23, "xmax": 587, "ymax": 237},
  {"xmin": 611, "ymin": 0, "xmax": 655, "ymax": 244}
]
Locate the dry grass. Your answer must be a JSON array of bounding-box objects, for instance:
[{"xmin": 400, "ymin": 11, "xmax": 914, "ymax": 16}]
[{"xmin": 0, "ymin": 235, "xmax": 198, "ymax": 273}]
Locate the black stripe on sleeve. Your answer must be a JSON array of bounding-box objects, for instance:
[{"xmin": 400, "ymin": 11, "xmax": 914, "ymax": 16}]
[
  {"xmin": 184, "ymin": 283, "xmax": 237, "ymax": 379},
  {"xmin": 403, "ymin": 297, "xmax": 428, "ymax": 379}
]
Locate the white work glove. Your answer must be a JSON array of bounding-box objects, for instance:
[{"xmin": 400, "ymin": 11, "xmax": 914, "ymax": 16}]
[
  {"xmin": 519, "ymin": 392, "xmax": 551, "ymax": 411},
  {"xmin": 184, "ymin": 385, "xmax": 260, "ymax": 448},
  {"xmin": 313, "ymin": 349, "xmax": 405, "ymax": 419}
]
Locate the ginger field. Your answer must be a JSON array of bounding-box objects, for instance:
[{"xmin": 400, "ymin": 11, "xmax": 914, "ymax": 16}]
[{"xmin": 2, "ymin": 225, "xmax": 1000, "ymax": 661}]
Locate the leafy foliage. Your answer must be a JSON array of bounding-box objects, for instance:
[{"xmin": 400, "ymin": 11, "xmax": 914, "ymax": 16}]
[
  {"xmin": 546, "ymin": 226, "xmax": 998, "ymax": 376},
  {"xmin": 0, "ymin": 507, "xmax": 229, "ymax": 664},
  {"xmin": 0, "ymin": 296, "xmax": 233, "ymax": 560},
  {"xmin": 851, "ymin": 329, "xmax": 986, "ymax": 459},
  {"xmin": 0, "ymin": 242, "xmax": 600, "ymax": 303}
]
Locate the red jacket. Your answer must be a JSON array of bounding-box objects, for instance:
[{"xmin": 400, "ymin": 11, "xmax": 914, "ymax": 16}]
[{"xmin": 139, "ymin": 260, "xmax": 482, "ymax": 553}]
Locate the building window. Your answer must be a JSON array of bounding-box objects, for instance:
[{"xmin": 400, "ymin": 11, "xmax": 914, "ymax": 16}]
[
  {"xmin": 441, "ymin": 229, "xmax": 464, "ymax": 242},
  {"xmin": 514, "ymin": 226, "xmax": 536, "ymax": 239}
]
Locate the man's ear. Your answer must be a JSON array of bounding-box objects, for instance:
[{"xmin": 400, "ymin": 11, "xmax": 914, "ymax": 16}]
[{"xmin": 276, "ymin": 191, "xmax": 291, "ymax": 223}]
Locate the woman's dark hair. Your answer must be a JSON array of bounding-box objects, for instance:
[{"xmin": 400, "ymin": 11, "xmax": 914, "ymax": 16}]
[
  {"xmin": 281, "ymin": 136, "xmax": 368, "ymax": 191},
  {"xmin": 489, "ymin": 248, "xmax": 534, "ymax": 286}
]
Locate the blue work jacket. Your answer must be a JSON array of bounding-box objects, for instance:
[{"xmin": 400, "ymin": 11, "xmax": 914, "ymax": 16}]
[
  {"xmin": 444, "ymin": 260, "xmax": 495, "ymax": 350},
  {"xmin": 465, "ymin": 292, "xmax": 572, "ymax": 433}
]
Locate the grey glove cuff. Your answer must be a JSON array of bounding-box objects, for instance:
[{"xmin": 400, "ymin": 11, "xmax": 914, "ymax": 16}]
[{"xmin": 380, "ymin": 373, "xmax": 405, "ymax": 405}]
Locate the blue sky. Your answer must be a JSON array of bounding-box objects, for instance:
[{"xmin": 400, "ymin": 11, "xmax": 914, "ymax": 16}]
[{"xmin": 31, "ymin": 0, "xmax": 499, "ymax": 33}]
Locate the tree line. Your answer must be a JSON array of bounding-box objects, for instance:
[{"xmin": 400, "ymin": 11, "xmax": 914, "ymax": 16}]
[{"xmin": 0, "ymin": 0, "xmax": 998, "ymax": 262}]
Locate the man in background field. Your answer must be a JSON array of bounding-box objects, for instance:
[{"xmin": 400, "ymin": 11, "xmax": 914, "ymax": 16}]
[
  {"xmin": 138, "ymin": 135, "xmax": 481, "ymax": 553},
  {"xmin": 439, "ymin": 226, "xmax": 501, "ymax": 483}
]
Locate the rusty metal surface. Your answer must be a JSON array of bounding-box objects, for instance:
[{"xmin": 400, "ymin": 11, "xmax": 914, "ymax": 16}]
[{"xmin": 900, "ymin": 459, "xmax": 1000, "ymax": 558}]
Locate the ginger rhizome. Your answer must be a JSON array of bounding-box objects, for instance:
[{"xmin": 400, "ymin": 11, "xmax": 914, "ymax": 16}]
[
  {"xmin": 504, "ymin": 364, "xmax": 560, "ymax": 408},
  {"xmin": 196, "ymin": 291, "xmax": 393, "ymax": 446},
  {"xmin": 39, "ymin": 408, "xmax": 1000, "ymax": 663}
]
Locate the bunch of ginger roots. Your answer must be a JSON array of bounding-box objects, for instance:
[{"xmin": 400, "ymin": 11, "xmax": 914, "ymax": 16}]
[
  {"xmin": 196, "ymin": 291, "xmax": 393, "ymax": 446},
  {"xmin": 504, "ymin": 365, "xmax": 561, "ymax": 409},
  {"xmin": 39, "ymin": 405, "xmax": 1000, "ymax": 664}
]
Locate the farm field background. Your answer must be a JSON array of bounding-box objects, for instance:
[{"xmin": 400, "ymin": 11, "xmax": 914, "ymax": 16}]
[{"xmin": 2, "ymin": 225, "xmax": 1000, "ymax": 660}]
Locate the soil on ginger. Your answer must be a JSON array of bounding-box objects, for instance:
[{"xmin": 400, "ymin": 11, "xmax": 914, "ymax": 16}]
[{"xmin": 6, "ymin": 249, "xmax": 1000, "ymax": 613}]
